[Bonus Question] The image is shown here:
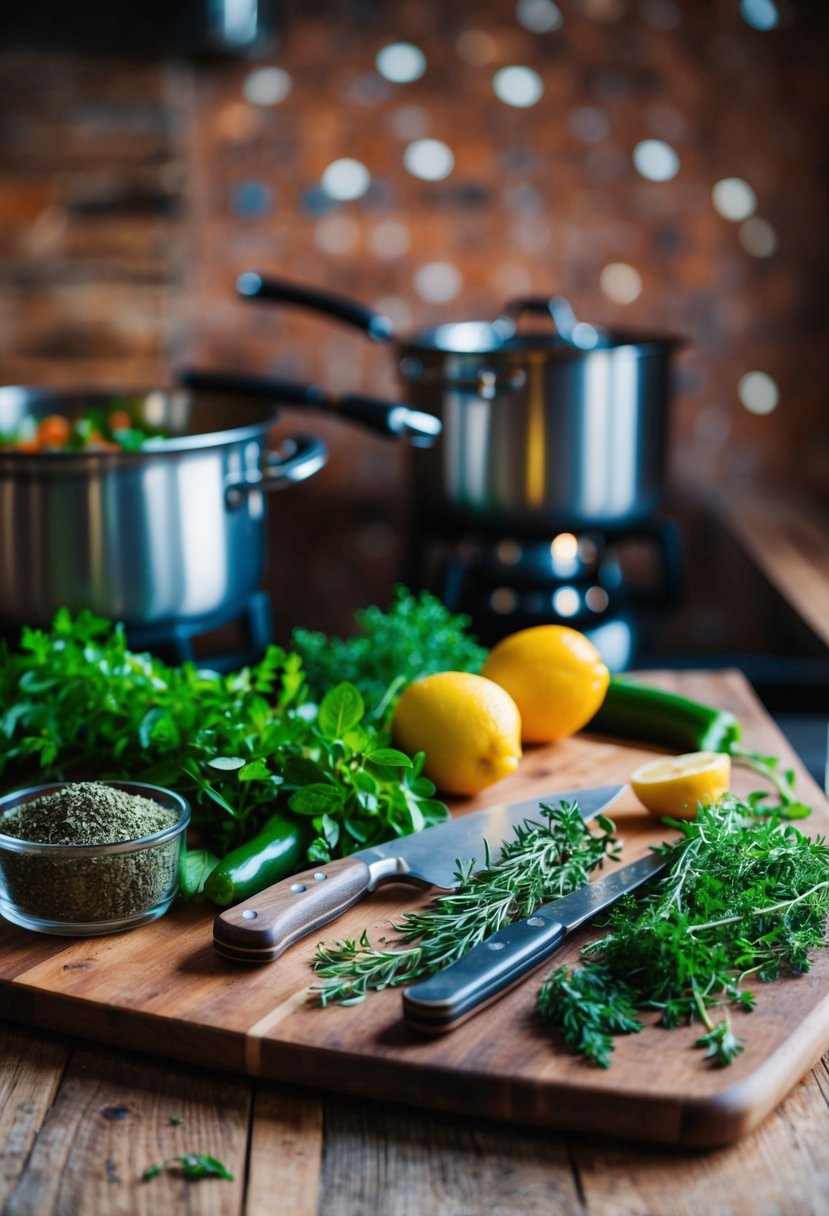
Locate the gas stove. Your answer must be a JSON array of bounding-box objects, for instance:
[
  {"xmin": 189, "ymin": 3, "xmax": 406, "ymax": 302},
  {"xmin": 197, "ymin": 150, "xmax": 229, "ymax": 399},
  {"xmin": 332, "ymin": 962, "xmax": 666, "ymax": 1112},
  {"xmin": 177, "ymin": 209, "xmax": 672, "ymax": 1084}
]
[{"xmin": 409, "ymin": 516, "xmax": 684, "ymax": 670}]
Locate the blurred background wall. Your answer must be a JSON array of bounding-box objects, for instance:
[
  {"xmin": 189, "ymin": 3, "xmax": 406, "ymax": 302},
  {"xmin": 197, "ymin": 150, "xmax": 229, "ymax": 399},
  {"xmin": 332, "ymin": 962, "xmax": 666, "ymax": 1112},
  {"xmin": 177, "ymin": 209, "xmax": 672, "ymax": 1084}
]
[{"xmin": 0, "ymin": 0, "xmax": 827, "ymax": 635}]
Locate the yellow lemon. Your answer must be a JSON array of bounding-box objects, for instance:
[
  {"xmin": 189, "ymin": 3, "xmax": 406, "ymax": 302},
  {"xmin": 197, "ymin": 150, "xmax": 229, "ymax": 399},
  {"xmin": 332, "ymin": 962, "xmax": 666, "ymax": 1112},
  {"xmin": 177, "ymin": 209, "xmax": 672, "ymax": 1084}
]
[
  {"xmin": 392, "ymin": 671, "xmax": 522, "ymax": 796},
  {"xmin": 481, "ymin": 624, "xmax": 610, "ymax": 744},
  {"xmin": 629, "ymin": 751, "xmax": 731, "ymax": 818}
]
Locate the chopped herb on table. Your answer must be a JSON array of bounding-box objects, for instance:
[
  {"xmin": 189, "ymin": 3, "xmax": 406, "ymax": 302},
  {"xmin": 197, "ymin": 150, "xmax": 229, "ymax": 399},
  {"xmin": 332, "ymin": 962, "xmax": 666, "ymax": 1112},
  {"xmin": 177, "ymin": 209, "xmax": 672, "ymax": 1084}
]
[
  {"xmin": 538, "ymin": 796, "xmax": 829, "ymax": 1068},
  {"xmin": 142, "ymin": 1154, "xmax": 234, "ymax": 1182}
]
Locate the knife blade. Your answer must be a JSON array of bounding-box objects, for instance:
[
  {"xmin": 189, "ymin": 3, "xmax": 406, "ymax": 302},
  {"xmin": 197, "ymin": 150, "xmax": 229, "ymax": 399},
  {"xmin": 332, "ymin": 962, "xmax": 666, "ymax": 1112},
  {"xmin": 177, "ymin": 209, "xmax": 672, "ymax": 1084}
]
[
  {"xmin": 402, "ymin": 850, "xmax": 669, "ymax": 1032},
  {"xmin": 212, "ymin": 784, "xmax": 624, "ymax": 963}
]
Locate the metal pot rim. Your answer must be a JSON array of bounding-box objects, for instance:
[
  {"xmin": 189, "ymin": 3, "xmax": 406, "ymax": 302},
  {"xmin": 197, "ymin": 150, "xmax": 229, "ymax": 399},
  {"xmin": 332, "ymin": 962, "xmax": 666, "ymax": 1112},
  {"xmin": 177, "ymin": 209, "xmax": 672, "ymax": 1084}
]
[
  {"xmin": 0, "ymin": 386, "xmax": 278, "ymax": 460},
  {"xmin": 398, "ymin": 322, "xmax": 685, "ymax": 357}
]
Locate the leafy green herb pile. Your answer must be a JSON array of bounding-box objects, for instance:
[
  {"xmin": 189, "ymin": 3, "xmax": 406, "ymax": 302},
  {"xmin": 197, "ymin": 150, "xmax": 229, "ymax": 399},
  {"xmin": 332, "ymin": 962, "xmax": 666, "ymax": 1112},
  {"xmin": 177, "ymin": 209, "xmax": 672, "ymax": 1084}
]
[
  {"xmin": 539, "ymin": 796, "xmax": 829, "ymax": 1068},
  {"xmin": 312, "ymin": 803, "xmax": 619, "ymax": 1005},
  {"xmin": 0, "ymin": 607, "xmax": 448, "ymax": 863},
  {"xmin": 292, "ymin": 586, "xmax": 487, "ymax": 714}
]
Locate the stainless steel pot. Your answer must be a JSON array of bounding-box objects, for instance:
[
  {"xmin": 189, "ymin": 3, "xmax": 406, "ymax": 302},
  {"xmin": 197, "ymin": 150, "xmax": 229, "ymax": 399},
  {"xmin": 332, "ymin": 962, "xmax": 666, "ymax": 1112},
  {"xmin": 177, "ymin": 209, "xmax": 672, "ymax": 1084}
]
[
  {"xmin": 237, "ymin": 275, "xmax": 684, "ymax": 534},
  {"xmin": 0, "ymin": 387, "xmax": 326, "ymax": 628}
]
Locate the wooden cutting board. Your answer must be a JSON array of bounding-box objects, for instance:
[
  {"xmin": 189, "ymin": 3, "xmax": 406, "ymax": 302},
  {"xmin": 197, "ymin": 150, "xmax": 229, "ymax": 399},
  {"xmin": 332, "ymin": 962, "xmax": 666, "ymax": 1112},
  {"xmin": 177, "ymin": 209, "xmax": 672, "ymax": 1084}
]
[{"xmin": 0, "ymin": 670, "xmax": 827, "ymax": 1148}]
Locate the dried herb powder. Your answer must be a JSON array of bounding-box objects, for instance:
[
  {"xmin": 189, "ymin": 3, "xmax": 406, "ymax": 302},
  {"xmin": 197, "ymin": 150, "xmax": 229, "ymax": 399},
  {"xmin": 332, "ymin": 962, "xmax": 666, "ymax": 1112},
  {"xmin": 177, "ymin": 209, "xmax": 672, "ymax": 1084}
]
[{"xmin": 0, "ymin": 783, "xmax": 181, "ymax": 926}]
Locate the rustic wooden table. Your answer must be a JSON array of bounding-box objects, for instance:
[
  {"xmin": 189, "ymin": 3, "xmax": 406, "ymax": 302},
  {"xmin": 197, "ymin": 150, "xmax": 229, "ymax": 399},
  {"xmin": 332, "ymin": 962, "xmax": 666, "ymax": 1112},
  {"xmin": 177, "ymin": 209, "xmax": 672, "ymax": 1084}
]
[
  {"xmin": 2, "ymin": 668, "xmax": 829, "ymax": 1215},
  {"xmin": 1, "ymin": 1022, "xmax": 827, "ymax": 1215}
]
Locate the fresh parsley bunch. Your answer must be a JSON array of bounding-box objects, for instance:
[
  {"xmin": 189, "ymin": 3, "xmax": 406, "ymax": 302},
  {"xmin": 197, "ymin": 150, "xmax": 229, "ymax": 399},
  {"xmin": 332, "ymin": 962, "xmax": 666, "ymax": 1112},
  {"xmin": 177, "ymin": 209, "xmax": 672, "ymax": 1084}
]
[{"xmin": 292, "ymin": 586, "xmax": 487, "ymax": 716}]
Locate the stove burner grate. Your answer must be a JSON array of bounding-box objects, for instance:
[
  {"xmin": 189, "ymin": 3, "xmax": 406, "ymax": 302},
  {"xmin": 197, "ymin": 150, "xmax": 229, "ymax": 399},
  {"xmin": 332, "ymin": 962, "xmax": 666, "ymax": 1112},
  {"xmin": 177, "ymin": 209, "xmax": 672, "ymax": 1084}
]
[
  {"xmin": 124, "ymin": 590, "xmax": 274, "ymax": 671},
  {"xmin": 408, "ymin": 517, "xmax": 684, "ymax": 664}
]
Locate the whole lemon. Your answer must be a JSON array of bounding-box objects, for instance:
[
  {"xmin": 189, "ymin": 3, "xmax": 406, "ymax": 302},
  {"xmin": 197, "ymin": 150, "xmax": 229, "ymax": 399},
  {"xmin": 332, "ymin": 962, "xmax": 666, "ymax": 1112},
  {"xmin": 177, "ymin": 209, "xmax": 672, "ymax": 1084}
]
[
  {"xmin": 392, "ymin": 671, "xmax": 522, "ymax": 796},
  {"xmin": 482, "ymin": 625, "xmax": 610, "ymax": 744}
]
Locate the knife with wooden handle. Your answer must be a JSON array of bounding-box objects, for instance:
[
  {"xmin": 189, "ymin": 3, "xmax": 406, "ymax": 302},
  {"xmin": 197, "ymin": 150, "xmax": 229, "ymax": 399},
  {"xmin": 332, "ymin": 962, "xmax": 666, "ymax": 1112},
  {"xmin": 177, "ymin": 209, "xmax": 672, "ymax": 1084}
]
[
  {"xmin": 212, "ymin": 784, "xmax": 625, "ymax": 963},
  {"xmin": 402, "ymin": 851, "xmax": 669, "ymax": 1032}
]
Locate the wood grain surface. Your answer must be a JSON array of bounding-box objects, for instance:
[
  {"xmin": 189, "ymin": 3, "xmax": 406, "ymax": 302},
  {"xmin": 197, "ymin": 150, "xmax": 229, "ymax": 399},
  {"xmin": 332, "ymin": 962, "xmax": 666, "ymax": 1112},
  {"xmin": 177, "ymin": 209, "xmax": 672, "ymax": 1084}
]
[
  {"xmin": 718, "ymin": 489, "xmax": 829, "ymax": 650},
  {"xmin": 0, "ymin": 672, "xmax": 827, "ymax": 1161}
]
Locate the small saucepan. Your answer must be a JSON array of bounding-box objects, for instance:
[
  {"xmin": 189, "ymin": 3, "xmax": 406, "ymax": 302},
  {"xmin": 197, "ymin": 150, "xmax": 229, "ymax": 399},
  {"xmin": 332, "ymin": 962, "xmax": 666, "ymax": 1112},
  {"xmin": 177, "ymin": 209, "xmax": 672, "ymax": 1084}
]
[{"xmin": 235, "ymin": 272, "xmax": 685, "ymax": 534}]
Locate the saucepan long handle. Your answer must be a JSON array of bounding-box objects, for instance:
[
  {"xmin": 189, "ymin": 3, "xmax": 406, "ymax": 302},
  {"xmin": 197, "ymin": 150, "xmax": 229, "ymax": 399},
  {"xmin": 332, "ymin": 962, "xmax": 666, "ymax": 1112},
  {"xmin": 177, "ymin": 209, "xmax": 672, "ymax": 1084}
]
[
  {"xmin": 213, "ymin": 856, "xmax": 374, "ymax": 963},
  {"xmin": 236, "ymin": 272, "xmax": 394, "ymax": 343},
  {"xmin": 181, "ymin": 369, "xmax": 441, "ymax": 445}
]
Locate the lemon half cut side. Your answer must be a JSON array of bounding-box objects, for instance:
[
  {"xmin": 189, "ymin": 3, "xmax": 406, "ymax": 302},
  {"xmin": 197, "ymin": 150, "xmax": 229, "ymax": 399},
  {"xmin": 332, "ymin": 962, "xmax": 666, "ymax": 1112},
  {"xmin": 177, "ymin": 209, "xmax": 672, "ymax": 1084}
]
[{"xmin": 629, "ymin": 751, "xmax": 732, "ymax": 819}]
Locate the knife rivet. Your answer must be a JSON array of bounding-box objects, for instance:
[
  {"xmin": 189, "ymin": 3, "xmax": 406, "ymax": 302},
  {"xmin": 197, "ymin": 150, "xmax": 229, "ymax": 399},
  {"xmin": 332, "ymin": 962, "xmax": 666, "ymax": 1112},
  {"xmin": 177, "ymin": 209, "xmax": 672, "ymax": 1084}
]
[
  {"xmin": 242, "ymin": 910, "xmax": 258, "ymax": 920},
  {"xmin": 291, "ymin": 883, "xmax": 306, "ymax": 893},
  {"xmin": 487, "ymin": 941, "xmax": 506, "ymax": 951},
  {"xmin": 313, "ymin": 872, "xmax": 327, "ymax": 881},
  {"xmin": 527, "ymin": 917, "xmax": 545, "ymax": 927}
]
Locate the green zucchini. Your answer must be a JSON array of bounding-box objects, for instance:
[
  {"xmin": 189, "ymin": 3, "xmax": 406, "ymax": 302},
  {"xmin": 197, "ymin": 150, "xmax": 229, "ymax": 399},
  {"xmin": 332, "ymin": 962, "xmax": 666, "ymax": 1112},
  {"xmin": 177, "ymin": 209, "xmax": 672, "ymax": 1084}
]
[
  {"xmin": 588, "ymin": 677, "xmax": 743, "ymax": 753},
  {"xmin": 588, "ymin": 677, "xmax": 809, "ymax": 818},
  {"xmin": 204, "ymin": 813, "xmax": 308, "ymax": 907}
]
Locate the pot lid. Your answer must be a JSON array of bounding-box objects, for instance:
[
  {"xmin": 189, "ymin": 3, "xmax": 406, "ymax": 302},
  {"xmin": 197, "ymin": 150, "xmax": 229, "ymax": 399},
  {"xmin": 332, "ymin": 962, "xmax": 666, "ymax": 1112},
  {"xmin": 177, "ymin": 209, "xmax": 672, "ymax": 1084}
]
[{"xmin": 405, "ymin": 296, "xmax": 683, "ymax": 356}]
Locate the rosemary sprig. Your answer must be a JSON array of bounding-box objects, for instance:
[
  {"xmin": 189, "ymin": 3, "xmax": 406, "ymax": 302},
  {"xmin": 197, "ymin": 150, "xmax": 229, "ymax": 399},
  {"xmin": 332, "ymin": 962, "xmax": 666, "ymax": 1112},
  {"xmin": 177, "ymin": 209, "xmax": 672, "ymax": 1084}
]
[
  {"xmin": 312, "ymin": 802, "xmax": 620, "ymax": 1006},
  {"xmin": 538, "ymin": 795, "xmax": 829, "ymax": 1068}
]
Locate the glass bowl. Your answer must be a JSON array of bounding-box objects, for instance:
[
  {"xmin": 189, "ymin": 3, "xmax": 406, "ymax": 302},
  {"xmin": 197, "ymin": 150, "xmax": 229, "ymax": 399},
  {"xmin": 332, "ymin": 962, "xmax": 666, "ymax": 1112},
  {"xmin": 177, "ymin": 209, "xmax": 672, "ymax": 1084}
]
[{"xmin": 0, "ymin": 781, "xmax": 190, "ymax": 936}]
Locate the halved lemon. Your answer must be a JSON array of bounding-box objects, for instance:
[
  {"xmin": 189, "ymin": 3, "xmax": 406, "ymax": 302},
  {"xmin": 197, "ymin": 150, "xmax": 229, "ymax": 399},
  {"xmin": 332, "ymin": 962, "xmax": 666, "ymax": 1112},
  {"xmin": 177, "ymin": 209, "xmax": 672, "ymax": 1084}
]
[{"xmin": 629, "ymin": 751, "xmax": 731, "ymax": 819}]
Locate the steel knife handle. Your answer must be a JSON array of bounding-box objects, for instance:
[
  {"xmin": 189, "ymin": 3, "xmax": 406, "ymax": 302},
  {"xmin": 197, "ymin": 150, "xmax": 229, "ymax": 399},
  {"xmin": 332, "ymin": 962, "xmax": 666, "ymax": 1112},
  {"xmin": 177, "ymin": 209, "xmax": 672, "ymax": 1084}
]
[
  {"xmin": 402, "ymin": 913, "xmax": 567, "ymax": 1032},
  {"xmin": 212, "ymin": 856, "xmax": 372, "ymax": 963}
]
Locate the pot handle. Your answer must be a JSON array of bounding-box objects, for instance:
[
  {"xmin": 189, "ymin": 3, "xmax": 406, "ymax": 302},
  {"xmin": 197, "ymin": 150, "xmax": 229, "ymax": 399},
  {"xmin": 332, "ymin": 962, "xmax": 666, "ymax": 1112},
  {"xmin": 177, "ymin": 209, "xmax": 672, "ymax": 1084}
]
[
  {"xmin": 499, "ymin": 296, "xmax": 605, "ymax": 350},
  {"xmin": 236, "ymin": 272, "xmax": 394, "ymax": 343},
  {"xmin": 225, "ymin": 434, "xmax": 328, "ymax": 507},
  {"xmin": 182, "ymin": 368, "xmax": 441, "ymax": 445}
]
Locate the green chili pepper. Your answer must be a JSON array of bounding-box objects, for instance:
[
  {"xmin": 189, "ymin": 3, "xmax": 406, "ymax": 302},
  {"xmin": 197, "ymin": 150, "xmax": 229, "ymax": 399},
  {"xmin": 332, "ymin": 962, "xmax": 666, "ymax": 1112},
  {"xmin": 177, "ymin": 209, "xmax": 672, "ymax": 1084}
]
[
  {"xmin": 588, "ymin": 677, "xmax": 810, "ymax": 819},
  {"xmin": 204, "ymin": 813, "xmax": 308, "ymax": 907}
]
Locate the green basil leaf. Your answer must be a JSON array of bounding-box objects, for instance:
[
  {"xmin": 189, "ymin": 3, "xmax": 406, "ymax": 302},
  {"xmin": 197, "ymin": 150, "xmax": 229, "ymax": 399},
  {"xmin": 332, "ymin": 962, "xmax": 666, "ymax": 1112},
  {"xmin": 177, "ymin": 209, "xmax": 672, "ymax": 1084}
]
[
  {"xmin": 179, "ymin": 849, "xmax": 220, "ymax": 902},
  {"xmin": 282, "ymin": 756, "xmax": 329, "ymax": 786},
  {"xmin": 416, "ymin": 798, "xmax": 451, "ymax": 826},
  {"xmin": 366, "ymin": 748, "xmax": 413, "ymax": 768},
  {"xmin": 207, "ymin": 756, "xmax": 246, "ymax": 772},
  {"xmin": 343, "ymin": 726, "xmax": 370, "ymax": 754},
  {"xmin": 237, "ymin": 758, "xmax": 272, "ymax": 782},
  {"xmin": 308, "ymin": 836, "xmax": 331, "ymax": 864},
  {"xmin": 321, "ymin": 814, "xmax": 340, "ymax": 849},
  {"xmin": 318, "ymin": 683, "xmax": 364, "ymax": 740},
  {"xmin": 289, "ymin": 783, "xmax": 344, "ymax": 817}
]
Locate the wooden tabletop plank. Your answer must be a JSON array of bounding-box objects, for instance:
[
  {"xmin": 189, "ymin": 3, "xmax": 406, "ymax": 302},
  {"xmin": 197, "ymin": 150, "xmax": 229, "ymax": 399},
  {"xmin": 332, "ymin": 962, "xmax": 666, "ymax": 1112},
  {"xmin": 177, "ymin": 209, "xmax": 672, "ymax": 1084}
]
[
  {"xmin": 0, "ymin": 1027, "xmax": 68, "ymax": 1205},
  {"xmin": 1, "ymin": 1031, "xmax": 827, "ymax": 1212},
  {"xmin": 572, "ymin": 1059, "xmax": 829, "ymax": 1215},
  {"xmin": 318, "ymin": 1098, "xmax": 585, "ymax": 1216},
  {"xmin": 245, "ymin": 1087, "xmax": 323, "ymax": 1216},
  {"xmin": 2, "ymin": 1046, "xmax": 252, "ymax": 1216}
]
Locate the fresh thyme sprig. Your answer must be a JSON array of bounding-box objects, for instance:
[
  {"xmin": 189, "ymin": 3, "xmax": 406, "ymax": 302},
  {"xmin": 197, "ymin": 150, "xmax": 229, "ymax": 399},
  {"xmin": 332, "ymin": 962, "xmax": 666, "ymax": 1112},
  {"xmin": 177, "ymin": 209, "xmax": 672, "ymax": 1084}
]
[
  {"xmin": 312, "ymin": 802, "xmax": 620, "ymax": 1006},
  {"xmin": 538, "ymin": 795, "xmax": 829, "ymax": 1068}
]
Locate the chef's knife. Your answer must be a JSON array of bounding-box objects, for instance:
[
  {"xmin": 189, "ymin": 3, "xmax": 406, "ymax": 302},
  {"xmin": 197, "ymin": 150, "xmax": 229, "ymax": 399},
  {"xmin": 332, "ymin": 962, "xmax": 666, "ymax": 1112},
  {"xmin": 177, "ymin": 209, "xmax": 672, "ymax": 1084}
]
[
  {"xmin": 212, "ymin": 784, "xmax": 624, "ymax": 963},
  {"xmin": 402, "ymin": 850, "xmax": 669, "ymax": 1032}
]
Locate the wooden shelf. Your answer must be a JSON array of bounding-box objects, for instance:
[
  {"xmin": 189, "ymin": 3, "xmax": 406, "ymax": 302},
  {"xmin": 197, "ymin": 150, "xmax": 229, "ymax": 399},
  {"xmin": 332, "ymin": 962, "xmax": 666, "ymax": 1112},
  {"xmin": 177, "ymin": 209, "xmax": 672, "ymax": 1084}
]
[{"xmin": 716, "ymin": 488, "xmax": 829, "ymax": 652}]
